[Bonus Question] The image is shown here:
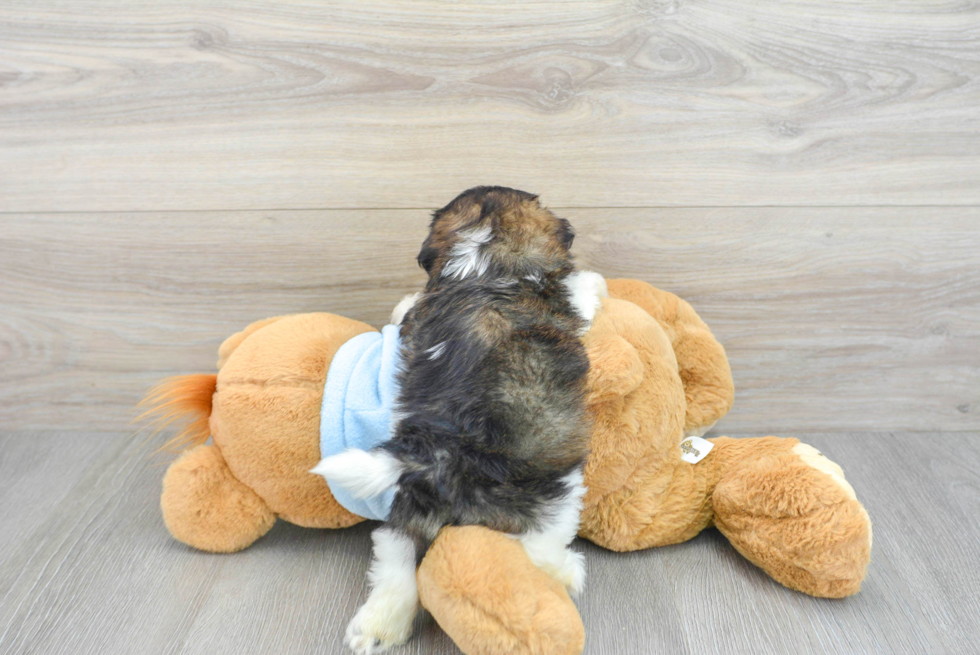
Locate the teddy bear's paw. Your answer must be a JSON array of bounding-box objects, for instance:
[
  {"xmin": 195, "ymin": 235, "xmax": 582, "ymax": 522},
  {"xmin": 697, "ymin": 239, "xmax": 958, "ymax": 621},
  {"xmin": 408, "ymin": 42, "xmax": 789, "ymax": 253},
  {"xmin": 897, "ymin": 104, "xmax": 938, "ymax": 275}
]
[
  {"xmin": 793, "ymin": 442, "xmax": 872, "ymax": 549},
  {"xmin": 554, "ymin": 549, "xmax": 587, "ymax": 598},
  {"xmin": 791, "ymin": 443, "xmax": 856, "ymax": 499},
  {"xmin": 344, "ymin": 594, "xmax": 415, "ymax": 654}
]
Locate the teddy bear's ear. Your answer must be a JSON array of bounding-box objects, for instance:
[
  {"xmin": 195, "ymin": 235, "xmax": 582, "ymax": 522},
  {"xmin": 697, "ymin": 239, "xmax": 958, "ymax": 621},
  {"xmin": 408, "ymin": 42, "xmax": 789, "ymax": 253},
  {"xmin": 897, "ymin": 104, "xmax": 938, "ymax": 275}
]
[{"xmin": 585, "ymin": 335, "xmax": 645, "ymax": 403}]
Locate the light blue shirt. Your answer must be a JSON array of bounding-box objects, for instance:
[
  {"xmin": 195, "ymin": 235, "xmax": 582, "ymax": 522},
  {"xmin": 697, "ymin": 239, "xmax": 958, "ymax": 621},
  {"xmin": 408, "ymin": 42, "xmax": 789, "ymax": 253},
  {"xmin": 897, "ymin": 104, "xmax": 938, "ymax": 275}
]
[{"xmin": 319, "ymin": 324, "xmax": 401, "ymax": 520}]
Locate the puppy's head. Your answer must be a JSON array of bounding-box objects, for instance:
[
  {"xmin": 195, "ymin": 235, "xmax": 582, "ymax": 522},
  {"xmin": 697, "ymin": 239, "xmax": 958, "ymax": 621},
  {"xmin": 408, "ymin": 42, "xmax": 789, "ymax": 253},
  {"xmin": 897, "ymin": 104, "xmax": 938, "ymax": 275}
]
[{"xmin": 418, "ymin": 186, "xmax": 575, "ymax": 281}]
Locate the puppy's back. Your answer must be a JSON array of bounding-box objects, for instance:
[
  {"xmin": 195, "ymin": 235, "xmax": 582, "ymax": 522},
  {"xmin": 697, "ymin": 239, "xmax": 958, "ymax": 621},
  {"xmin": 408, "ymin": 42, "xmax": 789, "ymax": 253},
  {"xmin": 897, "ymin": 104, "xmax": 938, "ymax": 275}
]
[{"xmin": 396, "ymin": 279, "xmax": 589, "ymax": 472}]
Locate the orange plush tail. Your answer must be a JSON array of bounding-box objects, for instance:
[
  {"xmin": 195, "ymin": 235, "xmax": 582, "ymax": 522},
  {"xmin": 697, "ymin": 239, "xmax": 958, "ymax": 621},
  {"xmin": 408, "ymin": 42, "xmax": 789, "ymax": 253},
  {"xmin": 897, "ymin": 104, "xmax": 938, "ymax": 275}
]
[{"xmin": 137, "ymin": 374, "xmax": 217, "ymax": 451}]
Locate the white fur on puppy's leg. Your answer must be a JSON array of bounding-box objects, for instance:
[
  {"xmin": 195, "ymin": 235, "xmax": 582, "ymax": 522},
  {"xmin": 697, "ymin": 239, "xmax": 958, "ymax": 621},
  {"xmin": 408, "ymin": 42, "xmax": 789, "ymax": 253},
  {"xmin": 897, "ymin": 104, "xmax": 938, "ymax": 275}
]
[
  {"xmin": 345, "ymin": 528, "xmax": 419, "ymax": 654},
  {"xmin": 557, "ymin": 548, "xmax": 586, "ymax": 597},
  {"xmin": 390, "ymin": 292, "xmax": 421, "ymax": 326},
  {"xmin": 563, "ymin": 270, "xmax": 608, "ymax": 335},
  {"xmin": 519, "ymin": 467, "xmax": 587, "ymax": 596}
]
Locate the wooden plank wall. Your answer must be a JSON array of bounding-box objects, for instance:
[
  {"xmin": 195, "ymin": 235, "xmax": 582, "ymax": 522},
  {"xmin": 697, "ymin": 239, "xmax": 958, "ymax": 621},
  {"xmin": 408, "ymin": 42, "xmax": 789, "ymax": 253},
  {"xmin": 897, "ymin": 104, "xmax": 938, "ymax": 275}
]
[
  {"xmin": 2, "ymin": 209, "xmax": 977, "ymax": 433},
  {"xmin": 3, "ymin": 1, "xmax": 980, "ymax": 210},
  {"xmin": 1, "ymin": 1, "xmax": 979, "ymax": 434}
]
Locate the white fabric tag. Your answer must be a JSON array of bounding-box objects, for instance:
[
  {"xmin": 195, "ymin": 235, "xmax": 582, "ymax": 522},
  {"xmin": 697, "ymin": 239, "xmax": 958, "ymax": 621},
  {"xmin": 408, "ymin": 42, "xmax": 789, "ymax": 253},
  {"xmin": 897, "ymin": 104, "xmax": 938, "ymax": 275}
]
[{"xmin": 680, "ymin": 436, "xmax": 713, "ymax": 464}]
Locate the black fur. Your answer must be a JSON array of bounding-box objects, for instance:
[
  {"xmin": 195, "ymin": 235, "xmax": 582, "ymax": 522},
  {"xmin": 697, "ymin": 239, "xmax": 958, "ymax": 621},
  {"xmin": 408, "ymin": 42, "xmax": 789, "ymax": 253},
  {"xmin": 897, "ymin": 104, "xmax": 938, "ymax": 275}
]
[{"xmin": 382, "ymin": 187, "xmax": 591, "ymax": 559}]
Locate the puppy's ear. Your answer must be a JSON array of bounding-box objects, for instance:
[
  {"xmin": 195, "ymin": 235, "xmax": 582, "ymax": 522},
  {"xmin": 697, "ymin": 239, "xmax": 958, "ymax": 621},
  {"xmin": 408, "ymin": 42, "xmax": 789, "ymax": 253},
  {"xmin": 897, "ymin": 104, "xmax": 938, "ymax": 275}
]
[
  {"xmin": 557, "ymin": 218, "xmax": 575, "ymax": 250},
  {"xmin": 417, "ymin": 238, "xmax": 439, "ymax": 274}
]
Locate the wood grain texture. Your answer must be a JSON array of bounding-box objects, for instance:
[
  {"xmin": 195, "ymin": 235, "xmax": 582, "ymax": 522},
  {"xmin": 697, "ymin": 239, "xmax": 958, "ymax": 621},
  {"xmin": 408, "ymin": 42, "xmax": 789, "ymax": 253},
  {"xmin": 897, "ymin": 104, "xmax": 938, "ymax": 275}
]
[
  {"xmin": 2, "ymin": 1, "xmax": 980, "ymax": 211},
  {"xmin": 0, "ymin": 432, "xmax": 114, "ymax": 565},
  {"xmin": 649, "ymin": 435, "xmax": 978, "ymax": 653},
  {"xmin": 570, "ymin": 208, "xmax": 980, "ymax": 433},
  {"xmin": 1, "ymin": 208, "xmax": 977, "ymax": 433},
  {"xmin": 0, "ymin": 431, "xmax": 976, "ymax": 654}
]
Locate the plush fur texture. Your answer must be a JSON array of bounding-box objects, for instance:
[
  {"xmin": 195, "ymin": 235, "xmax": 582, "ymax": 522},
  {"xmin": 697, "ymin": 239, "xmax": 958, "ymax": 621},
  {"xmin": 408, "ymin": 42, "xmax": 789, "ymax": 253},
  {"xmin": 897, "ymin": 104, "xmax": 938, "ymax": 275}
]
[
  {"xmin": 603, "ymin": 279, "xmax": 734, "ymax": 436},
  {"xmin": 709, "ymin": 437, "xmax": 872, "ymax": 599},
  {"xmin": 421, "ymin": 294, "xmax": 871, "ymax": 650},
  {"xmin": 148, "ymin": 278, "xmax": 872, "ymax": 655},
  {"xmin": 161, "ymin": 443, "xmax": 276, "ymax": 553},
  {"xmin": 211, "ymin": 312, "xmax": 373, "ymax": 529},
  {"xmin": 417, "ymin": 526, "xmax": 585, "ymax": 655},
  {"xmin": 573, "ymin": 296, "xmax": 871, "ymax": 592}
]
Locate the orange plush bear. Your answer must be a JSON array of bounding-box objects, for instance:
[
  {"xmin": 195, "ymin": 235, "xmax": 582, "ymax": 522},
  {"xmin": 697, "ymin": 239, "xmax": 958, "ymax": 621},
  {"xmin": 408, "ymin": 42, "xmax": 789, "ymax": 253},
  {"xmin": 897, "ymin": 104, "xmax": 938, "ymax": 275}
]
[{"xmin": 144, "ymin": 279, "xmax": 871, "ymax": 655}]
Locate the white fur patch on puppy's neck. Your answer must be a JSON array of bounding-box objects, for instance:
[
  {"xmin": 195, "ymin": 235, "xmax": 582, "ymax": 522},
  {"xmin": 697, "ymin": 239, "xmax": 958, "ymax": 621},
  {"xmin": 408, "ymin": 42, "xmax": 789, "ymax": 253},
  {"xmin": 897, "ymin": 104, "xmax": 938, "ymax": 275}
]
[{"xmin": 442, "ymin": 226, "xmax": 493, "ymax": 280}]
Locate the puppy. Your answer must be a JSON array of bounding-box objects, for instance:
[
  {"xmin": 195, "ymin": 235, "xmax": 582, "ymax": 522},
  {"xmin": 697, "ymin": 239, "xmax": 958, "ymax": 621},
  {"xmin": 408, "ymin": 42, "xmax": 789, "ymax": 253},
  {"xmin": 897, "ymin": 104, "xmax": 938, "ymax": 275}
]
[{"xmin": 317, "ymin": 187, "xmax": 607, "ymax": 654}]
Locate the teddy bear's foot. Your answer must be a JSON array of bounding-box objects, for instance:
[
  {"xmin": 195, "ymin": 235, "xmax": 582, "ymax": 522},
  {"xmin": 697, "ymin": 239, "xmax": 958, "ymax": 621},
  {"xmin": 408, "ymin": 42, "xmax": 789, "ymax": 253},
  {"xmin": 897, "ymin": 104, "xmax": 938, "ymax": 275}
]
[
  {"xmin": 161, "ymin": 444, "xmax": 276, "ymax": 553},
  {"xmin": 711, "ymin": 438, "xmax": 872, "ymax": 598}
]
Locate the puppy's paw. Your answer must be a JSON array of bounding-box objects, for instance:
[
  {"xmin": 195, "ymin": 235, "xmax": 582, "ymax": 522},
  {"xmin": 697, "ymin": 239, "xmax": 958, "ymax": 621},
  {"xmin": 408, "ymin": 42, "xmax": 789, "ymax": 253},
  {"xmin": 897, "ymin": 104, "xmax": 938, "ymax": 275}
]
[
  {"xmin": 389, "ymin": 292, "xmax": 421, "ymax": 326},
  {"xmin": 345, "ymin": 632, "xmax": 385, "ymax": 655},
  {"xmin": 555, "ymin": 548, "xmax": 586, "ymax": 598},
  {"xmin": 564, "ymin": 270, "xmax": 608, "ymax": 334},
  {"xmin": 344, "ymin": 592, "xmax": 415, "ymax": 654}
]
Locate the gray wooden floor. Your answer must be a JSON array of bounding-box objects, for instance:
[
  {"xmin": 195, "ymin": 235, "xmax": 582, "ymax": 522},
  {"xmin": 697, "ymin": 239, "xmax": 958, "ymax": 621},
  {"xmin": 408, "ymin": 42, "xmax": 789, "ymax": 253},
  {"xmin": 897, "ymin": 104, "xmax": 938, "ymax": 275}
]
[
  {"xmin": 0, "ymin": 431, "xmax": 977, "ymax": 655},
  {"xmin": 2, "ymin": 1, "xmax": 980, "ymax": 654}
]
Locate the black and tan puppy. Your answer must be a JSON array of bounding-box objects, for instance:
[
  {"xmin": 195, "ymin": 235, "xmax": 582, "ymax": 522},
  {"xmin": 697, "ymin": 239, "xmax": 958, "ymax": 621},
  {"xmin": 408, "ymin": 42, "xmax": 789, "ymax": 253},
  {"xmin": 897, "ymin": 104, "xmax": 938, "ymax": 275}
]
[{"xmin": 316, "ymin": 187, "xmax": 607, "ymax": 654}]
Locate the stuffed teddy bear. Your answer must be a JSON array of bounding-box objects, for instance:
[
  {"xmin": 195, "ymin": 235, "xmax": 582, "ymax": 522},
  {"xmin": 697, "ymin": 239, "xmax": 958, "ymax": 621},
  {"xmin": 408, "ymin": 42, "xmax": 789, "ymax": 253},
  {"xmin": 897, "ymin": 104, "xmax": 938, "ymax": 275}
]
[{"xmin": 144, "ymin": 278, "xmax": 871, "ymax": 655}]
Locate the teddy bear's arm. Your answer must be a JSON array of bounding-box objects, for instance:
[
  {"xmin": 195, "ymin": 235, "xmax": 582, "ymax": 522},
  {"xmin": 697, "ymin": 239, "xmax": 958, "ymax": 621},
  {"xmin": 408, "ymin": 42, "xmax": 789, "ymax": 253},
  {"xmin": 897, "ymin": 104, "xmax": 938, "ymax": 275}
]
[
  {"xmin": 605, "ymin": 279, "xmax": 734, "ymax": 436},
  {"xmin": 417, "ymin": 526, "xmax": 585, "ymax": 655}
]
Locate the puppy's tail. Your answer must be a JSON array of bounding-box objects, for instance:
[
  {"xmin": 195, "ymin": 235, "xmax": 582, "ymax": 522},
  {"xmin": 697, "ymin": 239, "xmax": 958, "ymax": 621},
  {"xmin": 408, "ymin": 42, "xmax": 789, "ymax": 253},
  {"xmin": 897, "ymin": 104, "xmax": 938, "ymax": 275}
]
[{"xmin": 310, "ymin": 448, "xmax": 404, "ymax": 498}]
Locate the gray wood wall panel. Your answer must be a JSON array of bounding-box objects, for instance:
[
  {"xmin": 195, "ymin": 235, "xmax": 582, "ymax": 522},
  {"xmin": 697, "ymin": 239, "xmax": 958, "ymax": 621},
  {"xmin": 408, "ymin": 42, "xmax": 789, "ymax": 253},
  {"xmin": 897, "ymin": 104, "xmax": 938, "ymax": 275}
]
[
  {"xmin": 1, "ymin": 1, "xmax": 979, "ymax": 211},
  {"xmin": 2, "ymin": 209, "xmax": 977, "ymax": 433}
]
